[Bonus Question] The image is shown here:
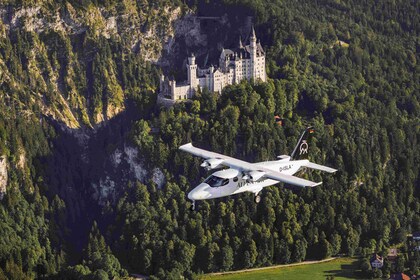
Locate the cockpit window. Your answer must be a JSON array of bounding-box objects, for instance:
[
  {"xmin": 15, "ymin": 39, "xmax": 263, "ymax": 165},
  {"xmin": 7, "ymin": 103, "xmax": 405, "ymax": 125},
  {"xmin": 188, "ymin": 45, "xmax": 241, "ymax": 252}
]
[{"xmin": 204, "ymin": 176, "xmax": 229, "ymax": 188}]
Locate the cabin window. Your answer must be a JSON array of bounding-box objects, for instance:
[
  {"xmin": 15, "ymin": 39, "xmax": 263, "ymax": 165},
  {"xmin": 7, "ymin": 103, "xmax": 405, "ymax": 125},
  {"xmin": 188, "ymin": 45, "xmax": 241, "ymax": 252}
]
[
  {"xmin": 205, "ymin": 176, "xmax": 229, "ymax": 188},
  {"xmin": 233, "ymin": 177, "xmax": 238, "ymax": 182}
]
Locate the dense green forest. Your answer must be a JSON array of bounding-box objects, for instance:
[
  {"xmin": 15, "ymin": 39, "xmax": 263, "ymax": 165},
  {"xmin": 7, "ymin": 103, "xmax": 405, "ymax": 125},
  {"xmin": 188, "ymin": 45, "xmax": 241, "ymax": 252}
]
[{"xmin": 0, "ymin": 0, "xmax": 419, "ymax": 279}]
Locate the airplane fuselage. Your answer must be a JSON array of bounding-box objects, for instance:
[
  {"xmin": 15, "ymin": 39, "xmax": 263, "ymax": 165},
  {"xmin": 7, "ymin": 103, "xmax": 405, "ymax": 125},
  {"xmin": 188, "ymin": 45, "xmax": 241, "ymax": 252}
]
[
  {"xmin": 180, "ymin": 127, "xmax": 337, "ymax": 210},
  {"xmin": 188, "ymin": 159, "xmax": 309, "ymax": 201}
]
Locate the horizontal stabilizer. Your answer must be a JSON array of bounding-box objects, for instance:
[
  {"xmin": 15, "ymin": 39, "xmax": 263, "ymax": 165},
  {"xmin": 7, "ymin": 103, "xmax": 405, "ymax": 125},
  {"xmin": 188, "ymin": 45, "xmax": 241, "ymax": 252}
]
[{"xmin": 303, "ymin": 162, "xmax": 337, "ymax": 173}]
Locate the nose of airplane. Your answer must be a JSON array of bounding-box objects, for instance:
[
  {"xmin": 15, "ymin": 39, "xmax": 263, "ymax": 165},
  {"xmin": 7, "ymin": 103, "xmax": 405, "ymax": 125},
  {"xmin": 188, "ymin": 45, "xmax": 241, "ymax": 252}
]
[{"xmin": 188, "ymin": 183, "xmax": 211, "ymax": 200}]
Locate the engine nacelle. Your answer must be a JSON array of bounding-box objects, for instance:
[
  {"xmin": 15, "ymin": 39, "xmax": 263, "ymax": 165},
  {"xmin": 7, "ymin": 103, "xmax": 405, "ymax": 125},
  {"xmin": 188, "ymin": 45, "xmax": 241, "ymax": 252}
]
[
  {"xmin": 200, "ymin": 158, "xmax": 224, "ymax": 170},
  {"xmin": 248, "ymin": 171, "xmax": 266, "ymax": 182}
]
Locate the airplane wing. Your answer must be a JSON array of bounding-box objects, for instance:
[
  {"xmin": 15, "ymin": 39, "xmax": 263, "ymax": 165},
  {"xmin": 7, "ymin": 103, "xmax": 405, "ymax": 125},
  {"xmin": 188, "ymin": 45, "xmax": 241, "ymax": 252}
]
[
  {"xmin": 179, "ymin": 143, "xmax": 232, "ymax": 160},
  {"xmin": 302, "ymin": 161, "xmax": 337, "ymax": 173},
  {"xmin": 179, "ymin": 143, "xmax": 255, "ymax": 169},
  {"xmin": 264, "ymin": 171, "xmax": 322, "ymax": 187},
  {"xmin": 179, "ymin": 143, "xmax": 321, "ymax": 187}
]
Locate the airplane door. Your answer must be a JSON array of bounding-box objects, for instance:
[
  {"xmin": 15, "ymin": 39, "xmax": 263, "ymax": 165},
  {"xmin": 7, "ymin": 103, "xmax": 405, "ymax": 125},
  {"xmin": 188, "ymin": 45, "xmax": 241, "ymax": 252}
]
[{"xmin": 221, "ymin": 178, "xmax": 238, "ymax": 197}]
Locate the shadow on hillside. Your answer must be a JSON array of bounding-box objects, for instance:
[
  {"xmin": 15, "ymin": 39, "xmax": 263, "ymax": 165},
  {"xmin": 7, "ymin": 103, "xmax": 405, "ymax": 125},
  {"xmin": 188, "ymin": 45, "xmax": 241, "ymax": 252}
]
[{"xmin": 40, "ymin": 99, "xmax": 143, "ymax": 261}]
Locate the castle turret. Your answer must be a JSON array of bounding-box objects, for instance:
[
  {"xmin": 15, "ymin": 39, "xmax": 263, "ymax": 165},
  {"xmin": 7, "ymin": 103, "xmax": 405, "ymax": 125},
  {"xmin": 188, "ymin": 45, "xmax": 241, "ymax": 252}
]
[
  {"xmin": 187, "ymin": 53, "xmax": 198, "ymax": 89},
  {"xmin": 239, "ymin": 36, "xmax": 243, "ymax": 49},
  {"xmin": 160, "ymin": 74, "xmax": 165, "ymax": 94},
  {"xmin": 250, "ymin": 25, "xmax": 257, "ymax": 80},
  {"xmin": 188, "ymin": 53, "xmax": 196, "ymax": 65},
  {"xmin": 250, "ymin": 25, "xmax": 256, "ymax": 45},
  {"xmin": 209, "ymin": 65, "xmax": 214, "ymax": 92},
  {"xmin": 170, "ymin": 80, "xmax": 176, "ymax": 100}
]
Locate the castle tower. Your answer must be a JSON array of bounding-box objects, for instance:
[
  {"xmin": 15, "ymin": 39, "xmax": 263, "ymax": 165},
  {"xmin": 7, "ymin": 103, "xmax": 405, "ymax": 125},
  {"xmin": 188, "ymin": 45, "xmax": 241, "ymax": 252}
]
[
  {"xmin": 249, "ymin": 25, "xmax": 257, "ymax": 80},
  {"xmin": 159, "ymin": 74, "xmax": 165, "ymax": 94},
  {"xmin": 187, "ymin": 53, "xmax": 198, "ymax": 90},
  {"xmin": 209, "ymin": 65, "xmax": 214, "ymax": 92},
  {"xmin": 170, "ymin": 80, "xmax": 176, "ymax": 100}
]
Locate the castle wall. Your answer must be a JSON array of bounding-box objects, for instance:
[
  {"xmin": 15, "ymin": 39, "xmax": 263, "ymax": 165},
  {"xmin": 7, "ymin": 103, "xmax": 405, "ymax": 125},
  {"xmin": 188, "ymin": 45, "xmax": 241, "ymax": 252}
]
[
  {"xmin": 234, "ymin": 60, "xmax": 243, "ymax": 83},
  {"xmin": 171, "ymin": 83, "xmax": 191, "ymax": 100},
  {"xmin": 198, "ymin": 77, "xmax": 208, "ymax": 90},
  {"xmin": 254, "ymin": 55, "xmax": 266, "ymax": 82}
]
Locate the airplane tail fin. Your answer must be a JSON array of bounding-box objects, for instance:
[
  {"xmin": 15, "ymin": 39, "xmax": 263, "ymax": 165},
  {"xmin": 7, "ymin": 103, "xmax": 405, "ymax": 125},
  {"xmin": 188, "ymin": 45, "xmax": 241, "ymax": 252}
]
[{"xmin": 290, "ymin": 126, "xmax": 315, "ymax": 160}]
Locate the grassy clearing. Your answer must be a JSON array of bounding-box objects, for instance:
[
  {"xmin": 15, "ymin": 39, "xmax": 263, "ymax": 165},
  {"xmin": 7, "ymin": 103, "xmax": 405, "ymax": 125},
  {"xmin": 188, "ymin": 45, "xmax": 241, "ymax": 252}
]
[{"xmin": 201, "ymin": 258, "xmax": 366, "ymax": 280}]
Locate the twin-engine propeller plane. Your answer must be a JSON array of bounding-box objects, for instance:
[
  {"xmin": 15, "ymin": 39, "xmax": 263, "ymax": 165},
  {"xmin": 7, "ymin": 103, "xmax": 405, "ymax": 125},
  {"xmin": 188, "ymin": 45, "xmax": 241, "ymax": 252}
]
[{"xmin": 179, "ymin": 127, "xmax": 337, "ymax": 211}]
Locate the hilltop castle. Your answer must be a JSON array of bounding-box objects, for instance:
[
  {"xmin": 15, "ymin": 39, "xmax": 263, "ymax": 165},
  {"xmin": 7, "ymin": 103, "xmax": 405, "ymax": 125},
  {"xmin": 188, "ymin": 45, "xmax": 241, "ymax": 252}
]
[{"xmin": 160, "ymin": 27, "xmax": 266, "ymax": 100}]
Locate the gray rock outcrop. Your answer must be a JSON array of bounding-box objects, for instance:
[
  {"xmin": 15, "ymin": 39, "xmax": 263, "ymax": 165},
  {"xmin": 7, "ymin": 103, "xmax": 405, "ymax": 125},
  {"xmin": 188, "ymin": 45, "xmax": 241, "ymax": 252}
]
[{"xmin": 0, "ymin": 156, "xmax": 7, "ymax": 199}]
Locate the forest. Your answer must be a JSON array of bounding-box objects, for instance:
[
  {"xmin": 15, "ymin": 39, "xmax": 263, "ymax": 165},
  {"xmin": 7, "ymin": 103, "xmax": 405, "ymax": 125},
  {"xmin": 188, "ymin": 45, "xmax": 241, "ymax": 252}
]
[{"xmin": 0, "ymin": 0, "xmax": 419, "ymax": 279}]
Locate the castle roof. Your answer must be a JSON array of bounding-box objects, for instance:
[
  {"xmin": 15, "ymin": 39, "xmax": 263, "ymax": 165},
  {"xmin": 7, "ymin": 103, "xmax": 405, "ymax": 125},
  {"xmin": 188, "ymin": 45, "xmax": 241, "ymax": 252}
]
[
  {"xmin": 221, "ymin": 48, "xmax": 235, "ymax": 57},
  {"xmin": 220, "ymin": 28, "xmax": 265, "ymax": 61},
  {"xmin": 220, "ymin": 42, "xmax": 265, "ymax": 62},
  {"xmin": 250, "ymin": 25, "xmax": 256, "ymax": 39},
  {"xmin": 244, "ymin": 42, "xmax": 265, "ymax": 56}
]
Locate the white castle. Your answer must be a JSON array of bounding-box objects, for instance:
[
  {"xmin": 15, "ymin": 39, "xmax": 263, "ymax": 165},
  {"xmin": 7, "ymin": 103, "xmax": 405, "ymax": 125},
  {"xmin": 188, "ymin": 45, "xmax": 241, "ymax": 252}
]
[{"xmin": 160, "ymin": 27, "xmax": 266, "ymax": 100}]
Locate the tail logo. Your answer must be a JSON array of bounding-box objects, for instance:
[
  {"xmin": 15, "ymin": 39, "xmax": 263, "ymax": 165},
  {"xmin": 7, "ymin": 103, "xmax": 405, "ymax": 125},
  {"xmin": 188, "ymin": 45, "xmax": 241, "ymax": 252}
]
[{"xmin": 299, "ymin": 141, "xmax": 308, "ymax": 155}]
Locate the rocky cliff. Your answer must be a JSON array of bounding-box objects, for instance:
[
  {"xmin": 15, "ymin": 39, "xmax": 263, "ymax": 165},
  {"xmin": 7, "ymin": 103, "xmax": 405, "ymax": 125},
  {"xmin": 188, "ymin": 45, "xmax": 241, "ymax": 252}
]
[
  {"xmin": 0, "ymin": 2, "xmax": 188, "ymax": 128},
  {"xmin": 0, "ymin": 156, "xmax": 7, "ymax": 199}
]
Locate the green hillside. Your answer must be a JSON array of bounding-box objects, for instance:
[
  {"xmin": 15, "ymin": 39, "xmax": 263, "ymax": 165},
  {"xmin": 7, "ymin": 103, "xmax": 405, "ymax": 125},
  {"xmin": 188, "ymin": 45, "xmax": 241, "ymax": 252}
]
[{"xmin": 0, "ymin": 0, "xmax": 418, "ymax": 279}]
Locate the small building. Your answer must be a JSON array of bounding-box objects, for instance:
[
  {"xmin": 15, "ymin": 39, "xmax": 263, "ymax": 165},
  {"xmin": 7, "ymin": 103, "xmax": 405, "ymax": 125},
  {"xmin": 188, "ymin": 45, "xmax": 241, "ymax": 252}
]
[{"xmin": 370, "ymin": 253, "xmax": 384, "ymax": 269}]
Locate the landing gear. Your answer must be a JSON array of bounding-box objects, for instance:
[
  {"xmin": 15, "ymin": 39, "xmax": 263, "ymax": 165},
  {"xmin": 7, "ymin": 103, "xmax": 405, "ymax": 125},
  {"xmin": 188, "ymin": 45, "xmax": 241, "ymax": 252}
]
[
  {"xmin": 190, "ymin": 201, "xmax": 196, "ymax": 211},
  {"xmin": 254, "ymin": 193, "xmax": 261, "ymax": 204}
]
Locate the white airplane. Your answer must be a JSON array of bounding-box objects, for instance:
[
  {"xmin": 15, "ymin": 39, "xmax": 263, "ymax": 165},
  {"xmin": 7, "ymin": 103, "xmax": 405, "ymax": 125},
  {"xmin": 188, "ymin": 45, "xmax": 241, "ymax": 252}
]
[{"xmin": 179, "ymin": 127, "xmax": 337, "ymax": 210}]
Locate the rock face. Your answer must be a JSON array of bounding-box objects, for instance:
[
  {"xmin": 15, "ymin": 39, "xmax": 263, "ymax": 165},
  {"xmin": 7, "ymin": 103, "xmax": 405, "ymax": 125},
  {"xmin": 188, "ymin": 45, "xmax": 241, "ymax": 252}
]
[
  {"xmin": 0, "ymin": 2, "xmax": 188, "ymax": 128},
  {"xmin": 158, "ymin": 13, "xmax": 256, "ymax": 82},
  {"xmin": 92, "ymin": 145, "xmax": 148, "ymax": 206},
  {"xmin": 0, "ymin": 4, "xmax": 185, "ymax": 63},
  {"xmin": 159, "ymin": 13, "xmax": 206, "ymax": 69},
  {"xmin": 93, "ymin": 145, "xmax": 166, "ymax": 205},
  {"xmin": 0, "ymin": 156, "xmax": 7, "ymax": 199}
]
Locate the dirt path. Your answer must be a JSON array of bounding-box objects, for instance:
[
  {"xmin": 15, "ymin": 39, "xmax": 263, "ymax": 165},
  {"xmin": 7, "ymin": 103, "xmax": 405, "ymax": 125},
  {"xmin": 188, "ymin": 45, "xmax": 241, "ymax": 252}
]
[{"xmin": 206, "ymin": 257, "xmax": 338, "ymax": 276}]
